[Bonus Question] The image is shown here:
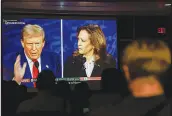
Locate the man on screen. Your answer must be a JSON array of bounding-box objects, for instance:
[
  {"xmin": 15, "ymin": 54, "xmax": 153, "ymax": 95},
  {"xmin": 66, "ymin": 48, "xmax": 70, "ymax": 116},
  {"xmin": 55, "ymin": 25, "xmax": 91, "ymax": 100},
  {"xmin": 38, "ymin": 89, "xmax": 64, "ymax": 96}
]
[{"xmin": 3, "ymin": 24, "xmax": 60, "ymax": 87}]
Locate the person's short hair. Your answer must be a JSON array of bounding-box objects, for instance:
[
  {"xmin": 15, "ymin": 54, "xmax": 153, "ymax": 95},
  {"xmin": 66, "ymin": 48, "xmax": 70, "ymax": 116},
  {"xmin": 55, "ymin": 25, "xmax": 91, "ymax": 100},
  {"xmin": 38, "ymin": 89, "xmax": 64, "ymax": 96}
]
[
  {"xmin": 36, "ymin": 70, "xmax": 55, "ymax": 90},
  {"xmin": 122, "ymin": 39, "xmax": 171, "ymax": 80},
  {"xmin": 74, "ymin": 24, "xmax": 107, "ymax": 61},
  {"xmin": 21, "ymin": 24, "xmax": 45, "ymax": 41}
]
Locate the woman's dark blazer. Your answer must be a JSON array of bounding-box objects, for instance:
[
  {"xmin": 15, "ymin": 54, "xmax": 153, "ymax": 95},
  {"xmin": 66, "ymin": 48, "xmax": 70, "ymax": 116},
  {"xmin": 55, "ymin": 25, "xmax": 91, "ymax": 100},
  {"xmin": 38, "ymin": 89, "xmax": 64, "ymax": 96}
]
[{"xmin": 64, "ymin": 54, "xmax": 116, "ymax": 77}]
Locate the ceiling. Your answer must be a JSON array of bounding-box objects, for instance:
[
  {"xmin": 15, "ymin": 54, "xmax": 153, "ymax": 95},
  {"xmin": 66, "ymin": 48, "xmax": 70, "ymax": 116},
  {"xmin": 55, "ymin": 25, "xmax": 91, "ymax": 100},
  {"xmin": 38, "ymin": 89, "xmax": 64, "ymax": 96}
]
[{"xmin": 2, "ymin": 1, "xmax": 172, "ymax": 15}]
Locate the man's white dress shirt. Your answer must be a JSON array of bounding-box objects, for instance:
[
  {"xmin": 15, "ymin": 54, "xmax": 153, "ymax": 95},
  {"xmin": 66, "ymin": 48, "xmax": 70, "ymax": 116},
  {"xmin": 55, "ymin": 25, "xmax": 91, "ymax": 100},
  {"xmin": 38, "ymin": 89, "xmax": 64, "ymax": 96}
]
[{"xmin": 24, "ymin": 52, "xmax": 41, "ymax": 77}]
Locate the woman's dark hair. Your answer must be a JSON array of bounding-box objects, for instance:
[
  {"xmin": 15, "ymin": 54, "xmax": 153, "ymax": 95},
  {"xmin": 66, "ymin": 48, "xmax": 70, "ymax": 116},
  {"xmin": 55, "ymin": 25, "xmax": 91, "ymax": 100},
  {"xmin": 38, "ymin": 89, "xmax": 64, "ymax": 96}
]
[{"xmin": 73, "ymin": 24, "xmax": 107, "ymax": 61}]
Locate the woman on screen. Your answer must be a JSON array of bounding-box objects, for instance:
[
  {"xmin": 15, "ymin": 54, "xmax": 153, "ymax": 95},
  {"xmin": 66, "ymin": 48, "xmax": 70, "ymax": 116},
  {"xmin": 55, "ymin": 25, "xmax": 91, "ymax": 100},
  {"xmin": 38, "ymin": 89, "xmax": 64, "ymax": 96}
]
[{"xmin": 64, "ymin": 24, "xmax": 116, "ymax": 77}]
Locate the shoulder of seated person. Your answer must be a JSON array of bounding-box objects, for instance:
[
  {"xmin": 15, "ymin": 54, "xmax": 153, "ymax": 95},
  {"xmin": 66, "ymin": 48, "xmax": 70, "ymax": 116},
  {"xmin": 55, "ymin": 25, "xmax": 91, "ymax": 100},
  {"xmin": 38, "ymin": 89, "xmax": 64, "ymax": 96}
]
[{"xmin": 17, "ymin": 99, "xmax": 32, "ymax": 113}]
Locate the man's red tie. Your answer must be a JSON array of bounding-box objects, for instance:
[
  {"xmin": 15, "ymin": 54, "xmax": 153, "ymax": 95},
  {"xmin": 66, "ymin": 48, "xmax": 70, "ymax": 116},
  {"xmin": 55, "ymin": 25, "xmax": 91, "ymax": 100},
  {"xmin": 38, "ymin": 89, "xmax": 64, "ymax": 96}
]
[{"xmin": 32, "ymin": 60, "xmax": 39, "ymax": 88}]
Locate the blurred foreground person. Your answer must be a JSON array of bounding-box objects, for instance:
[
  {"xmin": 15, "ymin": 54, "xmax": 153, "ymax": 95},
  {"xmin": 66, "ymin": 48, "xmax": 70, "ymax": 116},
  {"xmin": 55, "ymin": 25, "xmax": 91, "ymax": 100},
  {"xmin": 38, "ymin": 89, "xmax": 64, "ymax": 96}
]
[
  {"xmin": 91, "ymin": 39, "xmax": 171, "ymax": 116},
  {"xmin": 17, "ymin": 70, "xmax": 64, "ymax": 116},
  {"xmin": 71, "ymin": 82, "xmax": 92, "ymax": 116},
  {"xmin": 89, "ymin": 68, "xmax": 129, "ymax": 116},
  {"xmin": 3, "ymin": 55, "xmax": 27, "ymax": 116}
]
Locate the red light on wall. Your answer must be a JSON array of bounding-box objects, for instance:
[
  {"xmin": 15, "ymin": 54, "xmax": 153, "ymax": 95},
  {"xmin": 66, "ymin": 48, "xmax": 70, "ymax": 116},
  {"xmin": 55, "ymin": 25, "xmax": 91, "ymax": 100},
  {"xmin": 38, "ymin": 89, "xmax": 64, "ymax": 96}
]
[{"xmin": 157, "ymin": 27, "xmax": 166, "ymax": 34}]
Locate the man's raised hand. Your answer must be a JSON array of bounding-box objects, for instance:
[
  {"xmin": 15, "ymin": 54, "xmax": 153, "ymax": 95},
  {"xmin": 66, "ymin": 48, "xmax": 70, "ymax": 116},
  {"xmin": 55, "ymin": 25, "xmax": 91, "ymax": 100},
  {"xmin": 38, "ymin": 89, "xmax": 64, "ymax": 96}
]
[{"xmin": 13, "ymin": 55, "xmax": 27, "ymax": 84}]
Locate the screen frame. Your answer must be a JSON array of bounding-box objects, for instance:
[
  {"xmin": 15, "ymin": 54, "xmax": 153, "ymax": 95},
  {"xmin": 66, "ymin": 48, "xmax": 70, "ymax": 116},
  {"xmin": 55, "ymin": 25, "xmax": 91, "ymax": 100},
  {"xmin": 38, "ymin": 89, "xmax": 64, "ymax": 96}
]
[{"xmin": 2, "ymin": 13, "xmax": 119, "ymax": 92}]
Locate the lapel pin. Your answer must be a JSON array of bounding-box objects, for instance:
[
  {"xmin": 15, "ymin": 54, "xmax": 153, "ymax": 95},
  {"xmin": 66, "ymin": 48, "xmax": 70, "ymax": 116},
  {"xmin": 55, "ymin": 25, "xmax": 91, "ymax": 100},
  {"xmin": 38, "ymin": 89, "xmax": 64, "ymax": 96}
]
[{"xmin": 46, "ymin": 65, "xmax": 49, "ymax": 68}]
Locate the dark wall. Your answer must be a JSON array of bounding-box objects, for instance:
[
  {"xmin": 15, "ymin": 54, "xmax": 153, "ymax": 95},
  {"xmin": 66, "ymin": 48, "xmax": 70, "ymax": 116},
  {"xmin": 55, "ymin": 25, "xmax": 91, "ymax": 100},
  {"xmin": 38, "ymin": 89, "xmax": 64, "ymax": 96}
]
[
  {"xmin": 118, "ymin": 15, "xmax": 170, "ymax": 67},
  {"xmin": 169, "ymin": 7, "xmax": 172, "ymax": 44},
  {"xmin": 117, "ymin": 16, "xmax": 169, "ymax": 40}
]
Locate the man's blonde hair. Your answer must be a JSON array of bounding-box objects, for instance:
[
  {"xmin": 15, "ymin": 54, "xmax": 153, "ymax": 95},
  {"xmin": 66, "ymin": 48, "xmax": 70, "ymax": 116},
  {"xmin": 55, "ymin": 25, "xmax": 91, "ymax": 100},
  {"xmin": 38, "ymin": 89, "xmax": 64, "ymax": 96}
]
[
  {"xmin": 21, "ymin": 24, "xmax": 45, "ymax": 41},
  {"xmin": 122, "ymin": 39, "xmax": 171, "ymax": 78}
]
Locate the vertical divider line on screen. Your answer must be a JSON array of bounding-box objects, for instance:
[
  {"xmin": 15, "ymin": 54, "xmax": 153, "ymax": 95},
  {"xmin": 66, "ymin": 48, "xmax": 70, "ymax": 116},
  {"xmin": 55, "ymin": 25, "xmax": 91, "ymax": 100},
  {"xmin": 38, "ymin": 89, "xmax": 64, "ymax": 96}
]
[
  {"xmin": 61, "ymin": 19, "xmax": 64, "ymax": 78},
  {"xmin": 0, "ymin": 18, "xmax": 1, "ymax": 87}
]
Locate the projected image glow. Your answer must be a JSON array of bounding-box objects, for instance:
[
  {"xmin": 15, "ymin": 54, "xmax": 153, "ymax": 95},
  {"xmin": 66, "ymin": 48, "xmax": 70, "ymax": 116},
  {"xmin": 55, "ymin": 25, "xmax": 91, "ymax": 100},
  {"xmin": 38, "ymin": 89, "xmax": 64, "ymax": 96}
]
[{"xmin": 2, "ymin": 18, "xmax": 117, "ymax": 88}]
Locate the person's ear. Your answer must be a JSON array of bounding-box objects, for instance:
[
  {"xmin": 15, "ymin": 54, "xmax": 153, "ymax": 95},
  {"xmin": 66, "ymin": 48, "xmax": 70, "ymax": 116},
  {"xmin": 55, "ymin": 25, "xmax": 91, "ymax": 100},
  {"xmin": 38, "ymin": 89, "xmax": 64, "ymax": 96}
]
[
  {"xmin": 21, "ymin": 39, "xmax": 24, "ymax": 48},
  {"xmin": 122, "ymin": 65, "xmax": 130, "ymax": 81},
  {"xmin": 42, "ymin": 39, "xmax": 45, "ymax": 48}
]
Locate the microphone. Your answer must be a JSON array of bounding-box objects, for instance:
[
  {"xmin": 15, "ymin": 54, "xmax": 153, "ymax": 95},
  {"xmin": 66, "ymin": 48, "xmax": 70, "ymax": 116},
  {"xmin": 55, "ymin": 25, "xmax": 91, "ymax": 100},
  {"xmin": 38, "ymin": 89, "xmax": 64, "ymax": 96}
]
[{"xmin": 34, "ymin": 61, "xmax": 39, "ymax": 69}]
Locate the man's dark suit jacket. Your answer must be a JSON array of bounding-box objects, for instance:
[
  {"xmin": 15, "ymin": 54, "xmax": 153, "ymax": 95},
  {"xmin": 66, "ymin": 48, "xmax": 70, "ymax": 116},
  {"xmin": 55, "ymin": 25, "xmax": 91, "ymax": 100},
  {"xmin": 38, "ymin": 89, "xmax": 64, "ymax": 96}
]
[
  {"xmin": 64, "ymin": 54, "xmax": 116, "ymax": 77},
  {"xmin": 3, "ymin": 50, "xmax": 60, "ymax": 87}
]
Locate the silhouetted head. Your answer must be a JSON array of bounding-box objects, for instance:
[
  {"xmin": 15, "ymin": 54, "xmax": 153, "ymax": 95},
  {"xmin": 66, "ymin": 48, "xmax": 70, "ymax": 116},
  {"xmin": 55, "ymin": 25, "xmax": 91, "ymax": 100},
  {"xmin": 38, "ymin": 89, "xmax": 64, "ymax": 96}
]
[
  {"xmin": 122, "ymin": 39, "xmax": 171, "ymax": 81},
  {"xmin": 56, "ymin": 81, "xmax": 71, "ymax": 98},
  {"xmin": 2, "ymin": 80, "xmax": 7, "ymax": 86},
  {"xmin": 101, "ymin": 68, "xmax": 129, "ymax": 96},
  {"xmin": 36, "ymin": 70, "xmax": 55, "ymax": 91},
  {"xmin": 74, "ymin": 82, "xmax": 92, "ymax": 98}
]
